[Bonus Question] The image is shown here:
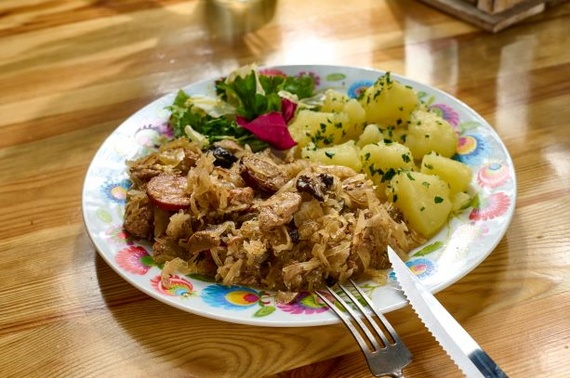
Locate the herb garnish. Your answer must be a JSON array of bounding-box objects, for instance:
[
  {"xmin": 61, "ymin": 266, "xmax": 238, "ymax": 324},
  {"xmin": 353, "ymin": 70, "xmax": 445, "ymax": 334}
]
[{"xmin": 167, "ymin": 67, "xmax": 315, "ymax": 151}]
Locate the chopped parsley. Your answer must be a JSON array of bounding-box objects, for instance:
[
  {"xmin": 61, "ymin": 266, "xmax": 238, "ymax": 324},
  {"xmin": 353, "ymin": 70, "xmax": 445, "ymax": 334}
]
[{"xmin": 381, "ymin": 168, "xmax": 397, "ymax": 183}]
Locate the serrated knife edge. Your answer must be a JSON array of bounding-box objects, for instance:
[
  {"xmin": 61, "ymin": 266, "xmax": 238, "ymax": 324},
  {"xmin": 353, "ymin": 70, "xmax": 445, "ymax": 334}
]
[{"xmin": 387, "ymin": 247, "xmax": 508, "ymax": 378}]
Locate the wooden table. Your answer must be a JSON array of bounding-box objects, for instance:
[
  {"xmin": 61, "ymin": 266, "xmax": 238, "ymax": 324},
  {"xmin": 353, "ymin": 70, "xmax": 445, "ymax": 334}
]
[{"xmin": 1, "ymin": 1, "xmax": 569, "ymax": 377}]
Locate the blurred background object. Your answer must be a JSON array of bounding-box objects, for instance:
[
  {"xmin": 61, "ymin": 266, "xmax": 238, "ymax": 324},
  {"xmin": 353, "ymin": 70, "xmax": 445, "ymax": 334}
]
[
  {"xmin": 417, "ymin": 0, "xmax": 569, "ymax": 31},
  {"xmin": 206, "ymin": 0, "xmax": 278, "ymax": 40}
]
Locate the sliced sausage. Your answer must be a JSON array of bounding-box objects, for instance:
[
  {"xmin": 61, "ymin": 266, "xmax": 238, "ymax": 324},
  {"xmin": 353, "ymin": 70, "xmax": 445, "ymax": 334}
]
[
  {"xmin": 146, "ymin": 174, "xmax": 190, "ymax": 211},
  {"xmin": 239, "ymin": 154, "xmax": 290, "ymax": 194}
]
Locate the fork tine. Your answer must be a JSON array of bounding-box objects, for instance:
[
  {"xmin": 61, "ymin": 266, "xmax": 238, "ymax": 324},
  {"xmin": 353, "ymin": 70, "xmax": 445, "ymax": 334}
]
[
  {"xmin": 319, "ymin": 280, "xmax": 412, "ymax": 377},
  {"xmin": 338, "ymin": 281, "xmax": 393, "ymax": 347},
  {"xmin": 347, "ymin": 279, "xmax": 405, "ymax": 345},
  {"xmin": 316, "ymin": 289, "xmax": 381, "ymax": 352}
]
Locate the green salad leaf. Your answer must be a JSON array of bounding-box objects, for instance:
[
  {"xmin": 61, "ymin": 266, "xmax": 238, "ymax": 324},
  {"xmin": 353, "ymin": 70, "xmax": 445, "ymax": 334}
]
[
  {"xmin": 215, "ymin": 71, "xmax": 315, "ymax": 120},
  {"xmin": 168, "ymin": 89, "xmax": 269, "ymax": 151},
  {"xmin": 167, "ymin": 68, "xmax": 315, "ymax": 152}
]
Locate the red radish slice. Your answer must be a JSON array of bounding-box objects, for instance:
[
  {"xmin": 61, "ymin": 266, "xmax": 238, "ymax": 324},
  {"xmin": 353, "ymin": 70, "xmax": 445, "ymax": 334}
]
[
  {"xmin": 237, "ymin": 111, "xmax": 297, "ymax": 150},
  {"xmin": 281, "ymin": 98, "xmax": 297, "ymax": 123}
]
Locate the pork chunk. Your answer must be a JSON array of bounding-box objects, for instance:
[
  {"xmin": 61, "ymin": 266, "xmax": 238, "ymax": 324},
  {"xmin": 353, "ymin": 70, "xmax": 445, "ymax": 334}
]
[{"xmin": 258, "ymin": 191, "xmax": 303, "ymax": 231}]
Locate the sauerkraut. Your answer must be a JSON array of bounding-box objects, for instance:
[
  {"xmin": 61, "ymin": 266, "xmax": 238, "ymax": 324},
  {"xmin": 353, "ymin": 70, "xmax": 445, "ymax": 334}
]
[{"xmin": 123, "ymin": 138, "xmax": 424, "ymax": 296}]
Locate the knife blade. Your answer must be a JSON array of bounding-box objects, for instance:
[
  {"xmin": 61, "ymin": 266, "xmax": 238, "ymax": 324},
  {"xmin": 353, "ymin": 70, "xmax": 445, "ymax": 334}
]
[{"xmin": 387, "ymin": 246, "xmax": 508, "ymax": 378}]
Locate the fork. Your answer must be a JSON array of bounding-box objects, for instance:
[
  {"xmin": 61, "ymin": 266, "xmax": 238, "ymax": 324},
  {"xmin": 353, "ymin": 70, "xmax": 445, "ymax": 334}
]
[{"xmin": 317, "ymin": 279, "xmax": 412, "ymax": 377}]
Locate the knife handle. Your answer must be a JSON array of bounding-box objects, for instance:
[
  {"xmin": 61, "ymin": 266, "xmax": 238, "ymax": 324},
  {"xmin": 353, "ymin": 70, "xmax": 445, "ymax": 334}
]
[{"xmin": 469, "ymin": 350, "xmax": 509, "ymax": 378}]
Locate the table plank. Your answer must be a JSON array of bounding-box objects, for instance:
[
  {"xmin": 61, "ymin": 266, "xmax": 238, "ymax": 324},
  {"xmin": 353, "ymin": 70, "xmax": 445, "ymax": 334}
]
[{"xmin": 1, "ymin": 0, "xmax": 569, "ymax": 377}]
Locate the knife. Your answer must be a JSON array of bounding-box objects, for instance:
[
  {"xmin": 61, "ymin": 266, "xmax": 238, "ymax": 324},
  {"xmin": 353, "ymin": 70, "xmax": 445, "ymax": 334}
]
[{"xmin": 387, "ymin": 247, "xmax": 508, "ymax": 378}]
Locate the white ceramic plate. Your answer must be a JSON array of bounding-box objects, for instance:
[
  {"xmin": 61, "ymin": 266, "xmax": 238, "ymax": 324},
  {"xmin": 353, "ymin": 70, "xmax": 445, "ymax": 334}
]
[{"xmin": 82, "ymin": 65, "xmax": 516, "ymax": 327}]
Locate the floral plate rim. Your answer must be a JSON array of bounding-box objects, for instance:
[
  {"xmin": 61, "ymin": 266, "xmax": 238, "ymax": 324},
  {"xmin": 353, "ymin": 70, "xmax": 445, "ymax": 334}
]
[{"xmin": 82, "ymin": 64, "xmax": 516, "ymax": 327}]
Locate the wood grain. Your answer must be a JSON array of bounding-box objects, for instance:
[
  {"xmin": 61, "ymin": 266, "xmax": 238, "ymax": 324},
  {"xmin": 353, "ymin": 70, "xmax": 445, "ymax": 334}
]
[{"xmin": 1, "ymin": 0, "xmax": 569, "ymax": 377}]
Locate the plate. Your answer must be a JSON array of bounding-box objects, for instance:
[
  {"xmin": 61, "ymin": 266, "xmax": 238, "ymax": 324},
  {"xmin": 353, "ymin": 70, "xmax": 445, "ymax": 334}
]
[{"xmin": 82, "ymin": 65, "xmax": 516, "ymax": 327}]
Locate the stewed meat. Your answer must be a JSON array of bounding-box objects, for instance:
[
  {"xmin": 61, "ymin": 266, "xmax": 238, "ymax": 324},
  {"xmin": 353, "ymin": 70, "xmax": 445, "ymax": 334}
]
[{"xmin": 123, "ymin": 138, "xmax": 423, "ymax": 294}]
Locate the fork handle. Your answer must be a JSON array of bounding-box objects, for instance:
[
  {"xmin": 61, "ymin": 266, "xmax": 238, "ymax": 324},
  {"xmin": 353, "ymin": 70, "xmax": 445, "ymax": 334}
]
[{"xmin": 384, "ymin": 370, "xmax": 404, "ymax": 377}]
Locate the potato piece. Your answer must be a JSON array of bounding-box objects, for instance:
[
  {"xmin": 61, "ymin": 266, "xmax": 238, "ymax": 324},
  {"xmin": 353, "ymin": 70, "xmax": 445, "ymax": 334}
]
[
  {"xmin": 342, "ymin": 98, "xmax": 366, "ymax": 127},
  {"xmin": 451, "ymin": 191, "xmax": 471, "ymax": 213},
  {"xmin": 356, "ymin": 124, "xmax": 383, "ymax": 148},
  {"xmin": 321, "ymin": 89, "xmax": 349, "ymax": 113},
  {"xmin": 301, "ymin": 141, "xmax": 362, "ymax": 172},
  {"xmin": 380, "ymin": 125, "xmax": 409, "ymax": 144},
  {"xmin": 360, "ymin": 142, "xmax": 414, "ymax": 198},
  {"xmin": 387, "ymin": 171, "xmax": 452, "ymax": 238},
  {"xmin": 288, "ymin": 109, "xmax": 350, "ymax": 148},
  {"xmin": 420, "ymin": 153, "xmax": 472, "ymax": 194},
  {"xmin": 359, "ymin": 73, "xmax": 419, "ymax": 127},
  {"xmin": 341, "ymin": 99, "xmax": 367, "ymax": 141},
  {"xmin": 405, "ymin": 109, "xmax": 458, "ymax": 159}
]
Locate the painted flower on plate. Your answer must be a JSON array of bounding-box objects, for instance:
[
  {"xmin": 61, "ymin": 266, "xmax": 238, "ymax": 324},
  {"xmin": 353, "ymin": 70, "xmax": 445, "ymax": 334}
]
[
  {"xmin": 406, "ymin": 258, "xmax": 436, "ymax": 279},
  {"xmin": 134, "ymin": 123, "xmax": 173, "ymax": 149},
  {"xmin": 151, "ymin": 275, "xmax": 195, "ymax": 297},
  {"xmin": 106, "ymin": 224, "xmax": 134, "ymax": 245},
  {"xmin": 469, "ymin": 192, "xmax": 510, "ymax": 221},
  {"xmin": 454, "ymin": 134, "xmax": 490, "ymax": 165},
  {"xmin": 201, "ymin": 285, "xmax": 260, "ymax": 310},
  {"xmin": 115, "ymin": 246, "xmax": 152, "ymax": 275},
  {"xmin": 389, "ymin": 258, "xmax": 436, "ymax": 281},
  {"xmin": 277, "ymin": 292, "xmax": 329, "ymax": 315},
  {"xmin": 101, "ymin": 179, "xmax": 131, "ymax": 204},
  {"xmin": 430, "ymin": 103, "xmax": 460, "ymax": 127},
  {"xmin": 296, "ymin": 71, "xmax": 320, "ymax": 86},
  {"xmin": 477, "ymin": 162, "xmax": 510, "ymax": 188},
  {"xmin": 348, "ymin": 80, "xmax": 374, "ymax": 99}
]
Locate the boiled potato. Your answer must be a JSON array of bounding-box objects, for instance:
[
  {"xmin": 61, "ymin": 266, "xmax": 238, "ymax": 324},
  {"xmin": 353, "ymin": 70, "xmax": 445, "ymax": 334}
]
[
  {"xmin": 360, "ymin": 142, "xmax": 414, "ymax": 198},
  {"xmin": 379, "ymin": 125, "xmax": 410, "ymax": 144},
  {"xmin": 342, "ymin": 99, "xmax": 366, "ymax": 130},
  {"xmin": 420, "ymin": 153, "xmax": 472, "ymax": 194},
  {"xmin": 289, "ymin": 109, "xmax": 351, "ymax": 148},
  {"xmin": 301, "ymin": 140, "xmax": 361, "ymax": 172},
  {"xmin": 318, "ymin": 90, "xmax": 366, "ymax": 139},
  {"xmin": 359, "ymin": 73, "xmax": 420, "ymax": 127},
  {"xmin": 388, "ymin": 171, "xmax": 452, "ymax": 238},
  {"xmin": 356, "ymin": 124, "xmax": 384, "ymax": 148},
  {"xmin": 451, "ymin": 191, "xmax": 471, "ymax": 213},
  {"xmin": 405, "ymin": 109, "xmax": 458, "ymax": 159},
  {"xmin": 321, "ymin": 89, "xmax": 349, "ymax": 113}
]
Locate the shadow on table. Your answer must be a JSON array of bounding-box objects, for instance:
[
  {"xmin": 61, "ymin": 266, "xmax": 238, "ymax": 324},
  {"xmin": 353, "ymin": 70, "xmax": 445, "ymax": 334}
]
[{"xmin": 93, "ymin": 253, "xmax": 355, "ymax": 377}]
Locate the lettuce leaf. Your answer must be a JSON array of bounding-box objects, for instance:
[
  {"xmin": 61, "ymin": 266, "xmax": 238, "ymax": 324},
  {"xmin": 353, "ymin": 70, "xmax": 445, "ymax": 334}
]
[
  {"xmin": 168, "ymin": 90, "xmax": 268, "ymax": 151},
  {"xmin": 216, "ymin": 70, "xmax": 315, "ymax": 120},
  {"xmin": 167, "ymin": 68, "xmax": 315, "ymax": 151}
]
